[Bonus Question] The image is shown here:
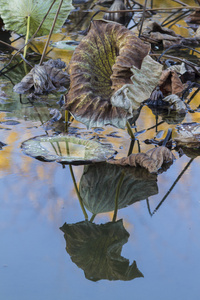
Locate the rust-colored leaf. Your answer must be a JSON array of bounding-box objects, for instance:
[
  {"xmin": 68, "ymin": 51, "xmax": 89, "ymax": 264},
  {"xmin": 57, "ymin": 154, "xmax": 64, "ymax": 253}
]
[
  {"xmin": 65, "ymin": 20, "xmax": 151, "ymax": 128},
  {"xmin": 108, "ymin": 146, "xmax": 175, "ymax": 173},
  {"xmin": 159, "ymin": 70, "xmax": 185, "ymax": 97}
]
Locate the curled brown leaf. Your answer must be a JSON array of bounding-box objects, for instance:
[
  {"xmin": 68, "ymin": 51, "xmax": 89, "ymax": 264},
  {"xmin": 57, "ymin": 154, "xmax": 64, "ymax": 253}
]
[
  {"xmin": 65, "ymin": 20, "xmax": 151, "ymax": 128},
  {"xmin": 108, "ymin": 146, "xmax": 175, "ymax": 173},
  {"xmin": 14, "ymin": 59, "xmax": 69, "ymax": 95}
]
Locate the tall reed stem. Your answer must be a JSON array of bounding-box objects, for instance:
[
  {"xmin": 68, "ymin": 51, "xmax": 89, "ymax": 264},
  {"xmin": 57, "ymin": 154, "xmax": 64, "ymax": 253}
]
[{"xmin": 24, "ymin": 15, "xmax": 30, "ymax": 58}]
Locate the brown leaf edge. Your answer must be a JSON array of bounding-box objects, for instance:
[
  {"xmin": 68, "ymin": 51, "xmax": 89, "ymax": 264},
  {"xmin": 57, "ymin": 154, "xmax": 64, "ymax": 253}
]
[{"xmin": 107, "ymin": 146, "xmax": 175, "ymax": 173}]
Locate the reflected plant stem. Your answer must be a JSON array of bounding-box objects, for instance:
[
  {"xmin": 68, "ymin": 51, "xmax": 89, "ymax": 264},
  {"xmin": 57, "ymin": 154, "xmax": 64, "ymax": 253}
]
[
  {"xmin": 162, "ymin": 128, "xmax": 172, "ymax": 147},
  {"xmin": 126, "ymin": 121, "xmax": 135, "ymax": 140},
  {"xmin": 90, "ymin": 214, "xmax": 96, "ymax": 222},
  {"xmin": 127, "ymin": 139, "xmax": 135, "ymax": 156},
  {"xmin": 155, "ymin": 114, "xmax": 158, "ymax": 133},
  {"xmin": 112, "ymin": 172, "xmax": 125, "ymax": 222},
  {"xmin": 65, "ymin": 109, "xmax": 69, "ymax": 132},
  {"xmin": 152, "ymin": 158, "xmax": 194, "ymax": 215},
  {"xmin": 69, "ymin": 165, "xmax": 88, "ymax": 220},
  {"xmin": 24, "ymin": 15, "xmax": 30, "ymax": 59},
  {"xmin": 146, "ymin": 198, "xmax": 152, "ymax": 216}
]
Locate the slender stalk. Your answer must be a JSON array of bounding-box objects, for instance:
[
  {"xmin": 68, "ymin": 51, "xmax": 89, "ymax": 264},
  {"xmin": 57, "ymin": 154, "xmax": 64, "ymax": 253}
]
[
  {"xmin": 152, "ymin": 158, "xmax": 194, "ymax": 215},
  {"xmin": 65, "ymin": 109, "xmax": 69, "ymax": 132},
  {"xmin": 24, "ymin": 15, "xmax": 31, "ymax": 58},
  {"xmin": 126, "ymin": 121, "xmax": 135, "ymax": 140},
  {"xmin": 139, "ymin": 0, "xmax": 148, "ymax": 38},
  {"xmin": 112, "ymin": 172, "xmax": 125, "ymax": 222},
  {"xmin": 90, "ymin": 214, "xmax": 96, "ymax": 222},
  {"xmin": 146, "ymin": 198, "xmax": 152, "ymax": 216},
  {"xmin": 127, "ymin": 139, "xmax": 135, "ymax": 156},
  {"xmin": 69, "ymin": 165, "xmax": 88, "ymax": 220},
  {"xmin": 39, "ymin": 0, "xmax": 64, "ymax": 65}
]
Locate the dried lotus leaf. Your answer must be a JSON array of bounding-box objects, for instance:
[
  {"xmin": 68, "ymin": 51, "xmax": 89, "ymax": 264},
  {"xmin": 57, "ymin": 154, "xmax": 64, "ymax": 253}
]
[
  {"xmin": 65, "ymin": 20, "xmax": 151, "ymax": 129},
  {"xmin": 14, "ymin": 59, "xmax": 69, "ymax": 95},
  {"xmin": 108, "ymin": 146, "xmax": 175, "ymax": 173}
]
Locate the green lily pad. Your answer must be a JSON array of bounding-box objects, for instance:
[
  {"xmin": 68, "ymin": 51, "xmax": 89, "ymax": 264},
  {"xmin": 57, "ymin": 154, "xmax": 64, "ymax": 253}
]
[
  {"xmin": 0, "ymin": 0, "xmax": 74, "ymax": 36},
  {"xmin": 60, "ymin": 220, "xmax": 144, "ymax": 281},
  {"xmin": 79, "ymin": 162, "xmax": 158, "ymax": 214},
  {"xmin": 21, "ymin": 135, "xmax": 116, "ymax": 164}
]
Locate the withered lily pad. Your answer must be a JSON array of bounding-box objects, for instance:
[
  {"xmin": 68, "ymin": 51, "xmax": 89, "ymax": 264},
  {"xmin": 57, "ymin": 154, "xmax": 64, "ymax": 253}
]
[
  {"xmin": 21, "ymin": 135, "xmax": 116, "ymax": 164},
  {"xmin": 142, "ymin": 20, "xmax": 182, "ymax": 49},
  {"xmin": 162, "ymin": 94, "xmax": 186, "ymax": 112},
  {"xmin": 65, "ymin": 20, "xmax": 162, "ymax": 129},
  {"xmin": 79, "ymin": 162, "xmax": 158, "ymax": 214},
  {"xmin": 174, "ymin": 122, "xmax": 200, "ymax": 147},
  {"xmin": 108, "ymin": 146, "xmax": 175, "ymax": 173},
  {"xmin": 14, "ymin": 59, "xmax": 69, "ymax": 95},
  {"xmin": 60, "ymin": 220, "xmax": 143, "ymax": 281}
]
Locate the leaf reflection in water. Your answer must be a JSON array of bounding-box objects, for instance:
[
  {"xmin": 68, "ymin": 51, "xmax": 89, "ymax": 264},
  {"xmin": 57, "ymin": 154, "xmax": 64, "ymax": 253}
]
[
  {"xmin": 60, "ymin": 220, "xmax": 143, "ymax": 281},
  {"xmin": 79, "ymin": 162, "xmax": 158, "ymax": 214}
]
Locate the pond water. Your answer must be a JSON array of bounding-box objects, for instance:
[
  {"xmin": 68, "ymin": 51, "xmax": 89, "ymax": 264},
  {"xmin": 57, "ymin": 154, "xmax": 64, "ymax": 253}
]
[{"xmin": 1, "ymin": 0, "xmax": 200, "ymax": 300}]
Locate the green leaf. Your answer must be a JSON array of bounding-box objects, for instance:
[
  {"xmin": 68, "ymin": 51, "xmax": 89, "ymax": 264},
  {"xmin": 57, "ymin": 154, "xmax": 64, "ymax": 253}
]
[
  {"xmin": 21, "ymin": 135, "xmax": 116, "ymax": 164},
  {"xmin": 0, "ymin": 0, "xmax": 74, "ymax": 36},
  {"xmin": 60, "ymin": 220, "xmax": 144, "ymax": 281}
]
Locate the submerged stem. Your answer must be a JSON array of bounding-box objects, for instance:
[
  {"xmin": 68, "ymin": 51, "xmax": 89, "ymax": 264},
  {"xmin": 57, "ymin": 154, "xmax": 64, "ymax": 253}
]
[
  {"xmin": 112, "ymin": 172, "xmax": 125, "ymax": 222},
  {"xmin": 69, "ymin": 165, "xmax": 88, "ymax": 220}
]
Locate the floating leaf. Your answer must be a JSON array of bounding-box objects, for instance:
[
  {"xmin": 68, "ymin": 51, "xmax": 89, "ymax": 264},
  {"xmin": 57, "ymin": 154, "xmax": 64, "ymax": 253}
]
[
  {"xmin": 60, "ymin": 220, "xmax": 143, "ymax": 281},
  {"xmin": 142, "ymin": 20, "xmax": 182, "ymax": 48},
  {"xmin": 108, "ymin": 146, "xmax": 175, "ymax": 173},
  {"xmin": 50, "ymin": 40, "xmax": 79, "ymax": 51},
  {"xmin": 13, "ymin": 59, "xmax": 69, "ymax": 95},
  {"xmin": 162, "ymin": 94, "xmax": 186, "ymax": 112},
  {"xmin": 65, "ymin": 20, "xmax": 161, "ymax": 129},
  {"xmin": 21, "ymin": 135, "xmax": 116, "ymax": 164},
  {"xmin": 174, "ymin": 122, "xmax": 200, "ymax": 147},
  {"xmin": 0, "ymin": 0, "xmax": 74, "ymax": 36},
  {"xmin": 79, "ymin": 162, "xmax": 158, "ymax": 214}
]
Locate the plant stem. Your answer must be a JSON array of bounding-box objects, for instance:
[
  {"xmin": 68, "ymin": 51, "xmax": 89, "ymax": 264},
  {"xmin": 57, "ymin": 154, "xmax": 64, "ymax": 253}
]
[
  {"xmin": 65, "ymin": 109, "xmax": 69, "ymax": 132},
  {"xmin": 24, "ymin": 15, "xmax": 30, "ymax": 58},
  {"xmin": 39, "ymin": 0, "xmax": 64, "ymax": 65},
  {"xmin": 69, "ymin": 165, "xmax": 88, "ymax": 220},
  {"xmin": 152, "ymin": 158, "xmax": 194, "ymax": 215},
  {"xmin": 90, "ymin": 214, "xmax": 96, "ymax": 222},
  {"xmin": 126, "ymin": 121, "xmax": 135, "ymax": 140},
  {"xmin": 112, "ymin": 172, "xmax": 125, "ymax": 222}
]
